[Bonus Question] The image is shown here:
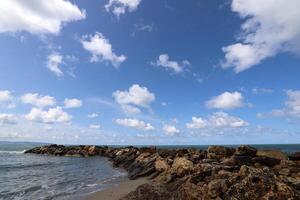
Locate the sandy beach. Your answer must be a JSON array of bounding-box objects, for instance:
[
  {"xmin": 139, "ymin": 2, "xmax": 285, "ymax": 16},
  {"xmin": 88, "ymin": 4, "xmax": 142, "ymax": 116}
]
[{"xmin": 85, "ymin": 178, "xmax": 148, "ymax": 200}]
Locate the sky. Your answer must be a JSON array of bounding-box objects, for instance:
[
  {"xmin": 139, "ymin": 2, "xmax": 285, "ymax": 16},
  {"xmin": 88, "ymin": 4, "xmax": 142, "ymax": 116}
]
[{"xmin": 0, "ymin": 0, "xmax": 300, "ymax": 145}]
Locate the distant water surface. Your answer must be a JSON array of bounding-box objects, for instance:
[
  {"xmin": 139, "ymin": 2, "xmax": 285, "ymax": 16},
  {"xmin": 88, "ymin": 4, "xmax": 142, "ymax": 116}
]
[{"xmin": 0, "ymin": 142, "xmax": 127, "ymax": 200}]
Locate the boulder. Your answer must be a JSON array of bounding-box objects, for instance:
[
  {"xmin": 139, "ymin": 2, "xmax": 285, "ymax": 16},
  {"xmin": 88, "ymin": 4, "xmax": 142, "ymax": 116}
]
[
  {"xmin": 155, "ymin": 158, "xmax": 169, "ymax": 172},
  {"xmin": 208, "ymin": 179, "xmax": 227, "ymax": 198},
  {"xmin": 235, "ymin": 145, "xmax": 257, "ymax": 157},
  {"xmin": 207, "ymin": 145, "xmax": 235, "ymax": 159},
  {"xmin": 256, "ymin": 150, "xmax": 288, "ymax": 160},
  {"xmin": 252, "ymin": 156, "xmax": 281, "ymax": 167},
  {"xmin": 172, "ymin": 157, "xmax": 194, "ymax": 176}
]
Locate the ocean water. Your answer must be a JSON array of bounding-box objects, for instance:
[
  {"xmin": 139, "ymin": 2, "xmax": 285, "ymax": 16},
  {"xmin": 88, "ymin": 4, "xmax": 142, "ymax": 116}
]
[
  {"xmin": 0, "ymin": 142, "xmax": 299, "ymax": 200},
  {"xmin": 0, "ymin": 142, "xmax": 127, "ymax": 200}
]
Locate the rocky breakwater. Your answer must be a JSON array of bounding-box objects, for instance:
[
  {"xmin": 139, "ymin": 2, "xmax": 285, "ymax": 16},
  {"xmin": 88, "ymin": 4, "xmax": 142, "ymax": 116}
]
[{"xmin": 25, "ymin": 145, "xmax": 300, "ymax": 200}]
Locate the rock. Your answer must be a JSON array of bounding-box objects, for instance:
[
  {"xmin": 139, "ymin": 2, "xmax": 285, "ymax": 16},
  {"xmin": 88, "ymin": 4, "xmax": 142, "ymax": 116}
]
[
  {"xmin": 289, "ymin": 152, "xmax": 300, "ymax": 161},
  {"xmin": 155, "ymin": 158, "xmax": 169, "ymax": 172},
  {"xmin": 230, "ymin": 155, "xmax": 253, "ymax": 166},
  {"xmin": 88, "ymin": 145, "xmax": 98, "ymax": 156},
  {"xmin": 257, "ymin": 150, "xmax": 288, "ymax": 160},
  {"xmin": 252, "ymin": 156, "xmax": 281, "ymax": 167},
  {"xmin": 208, "ymin": 179, "xmax": 227, "ymax": 198},
  {"xmin": 235, "ymin": 145, "xmax": 257, "ymax": 157},
  {"xmin": 207, "ymin": 146, "xmax": 235, "ymax": 159},
  {"xmin": 172, "ymin": 157, "xmax": 194, "ymax": 176},
  {"xmin": 24, "ymin": 144, "xmax": 300, "ymax": 200}
]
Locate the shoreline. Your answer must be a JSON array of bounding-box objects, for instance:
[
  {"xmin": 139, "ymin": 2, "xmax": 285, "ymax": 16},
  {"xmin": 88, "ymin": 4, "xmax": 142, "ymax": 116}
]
[
  {"xmin": 25, "ymin": 144, "xmax": 300, "ymax": 199},
  {"xmin": 85, "ymin": 177, "xmax": 148, "ymax": 200}
]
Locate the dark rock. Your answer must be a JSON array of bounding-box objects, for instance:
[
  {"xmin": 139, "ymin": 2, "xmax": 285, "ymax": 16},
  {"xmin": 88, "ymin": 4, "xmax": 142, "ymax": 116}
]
[
  {"xmin": 207, "ymin": 145, "xmax": 235, "ymax": 159},
  {"xmin": 235, "ymin": 145, "xmax": 257, "ymax": 157},
  {"xmin": 252, "ymin": 156, "xmax": 281, "ymax": 167},
  {"xmin": 289, "ymin": 152, "xmax": 300, "ymax": 161}
]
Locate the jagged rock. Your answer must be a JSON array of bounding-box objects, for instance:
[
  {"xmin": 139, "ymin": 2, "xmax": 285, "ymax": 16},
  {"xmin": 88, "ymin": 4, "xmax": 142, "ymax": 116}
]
[
  {"xmin": 256, "ymin": 149, "xmax": 288, "ymax": 160},
  {"xmin": 24, "ymin": 144, "xmax": 300, "ymax": 200},
  {"xmin": 235, "ymin": 145, "xmax": 257, "ymax": 157},
  {"xmin": 155, "ymin": 157, "xmax": 169, "ymax": 172},
  {"xmin": 207, "ymin": 146, "xmax": 235, "ymax": 159},
  {"xmin": 252, "ymin": 156, "xmax": 281, "ymax": 167},
  {"xmin": 172, "ymin": 157, "xmax": 194, "ymax": 176},
  {"xmin": 208, "ymin": 179, "xmax": 227, "ymax": 198}
]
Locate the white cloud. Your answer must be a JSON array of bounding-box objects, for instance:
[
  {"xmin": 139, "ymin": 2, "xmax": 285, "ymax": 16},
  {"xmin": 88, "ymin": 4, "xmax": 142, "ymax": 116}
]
[
  {"xmin": 163, "ymin": 125, "xmax": 179, "ymax": 136},
  {"xmin": 81, "ymin": 32, "xmax": 126, "ymax": 67},
  {"xmin": 64, "ymin": 98, "xmax": 82, "ymax": 108},
  {"xmin": 186, "ymin": 117, "xmax": 207, "ymax": 129},
  {"xmin": 25, "ymin": 107, "xmax": 72, "ymax": 124},
  {"xmin": 105, "ymin": 0, "xmax": 141, "ymax": 17},
  {"xmin": 47, "ymin": 52, "xmax": 64, "ymax": 77},
  {"xmin": 206, "ymin": 91, "xmax": 244, "ymax": 110},
  {"xmin": 186, "ymin": 112, "xmax": 248, "ymax": 129},
  {"xmin": 0, "ymin": 91, "xmax": 16, "ymax": 109},
  {"xmin": 87, "ymin": 113, "xmax": 99, "ymax": 118},
  {"xmin": 0, "ymin": 0, "xmax": 86, "ymax": 35},
  {"xmin": 0, "ymin": 113, "xmax": 17, "ymax": 125},
  {"xmin": 89, "ymin": 124, "xmax": 101, "ymax": 129},
  {"xmin": 252, "ymin": 88, "xmax": 273, "ymax": 95},
  {"xmin": 115, "ymin": 118, "xmax": 155, "ymax": 131},
  {"xmin": 271, "ymin": 90, "xmax": 300, "ymax": 118},
  {"xmin": 21, "ymin": 93, "xmax": 56, "ymax": 108},
  {"xmin": 113, "ymin": 84, "xmax": 155, "ymax": 114},
  {"xmin": 153, "ymin": 54, "xmax": 190, "ymax": 73},
  {"xmin": 0, "ymin": 90, "xmax": 13, "ymax": 101},
  {"xmin": 222, "ymin": 0, "xmax": 300, "ymax": 73}
]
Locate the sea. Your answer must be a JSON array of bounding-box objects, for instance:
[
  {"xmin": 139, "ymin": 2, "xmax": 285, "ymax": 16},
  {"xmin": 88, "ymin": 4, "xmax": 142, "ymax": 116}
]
[{"xmin": 0, "ymin": 142, "xmax": 299, "ymax": 200}]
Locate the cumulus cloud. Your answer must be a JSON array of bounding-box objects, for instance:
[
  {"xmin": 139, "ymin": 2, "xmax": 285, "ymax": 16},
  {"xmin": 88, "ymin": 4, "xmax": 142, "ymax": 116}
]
[
  {"xmin": 115, "ymin": 118, "xmax": 155, "ymax": 131},
  {"xmin": 222, "ymin": 0, "xmax": 300, "ymax": 73},
  {"xmin": 206, "ymin": 91, "xmax": 244, "ymax": 110},
  {"xmin": 105, "ymin": 0, "xmax": 141, "ymax": 17},
  {"xmin": 47, "ymin": 52, "xmax": 64, "ymax": 77},
  {"xmin": 21, "ymin": 93, "xmax": 56, "ymax": 108},
  {"xmin": 271, "ymin": 90, "xmax": 300, "ymax": 118},
  {"xmin": 25, "ymin": 107, "xmax": 72, "ymax": 123},
  {"xmin": 89, "ymin": 124, "xmax": 101, "ymax": 129},
  {"xmin": 87, "ymin": 113, "xmax": 99, "ymax": 118},
  {"xmin": 0, "ymin": 90, "xmax": 13, "ymax": 101},
  {"xmin": 0, "ymin": 0, "xmax": 86, "ymax": 35},
  {"xmin": 186, "ymin": 117, "xmax": 207, "ymax": 129},
  {"xmin": 113, "ymin": 84, "xmax": 155, "ymax": 114},
  {"xmin": 186, "ymin": 112, "xmax": 248, "ymax": 129},
  {"xmin": 153, "ymin": 54, "xmax": 190, "ymax": 73},
  {"xmin": 81, "ymin": 32, "xmax": 126, "ymax": 67},
  {"xmin": 64, "ymin": 98, "xmax": 82, "ymax": 108},
  {"xmin": 163, "ymin": 125, "xmax": 180, "ymax": 136},
  {"xmin": 0, "ymin": 113, "xmax": 17, "ymax": 125}
]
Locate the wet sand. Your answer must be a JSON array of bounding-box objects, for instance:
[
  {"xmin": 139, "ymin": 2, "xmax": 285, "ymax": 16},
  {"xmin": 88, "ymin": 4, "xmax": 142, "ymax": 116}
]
[{"xmin": 85, "ymin": 178, "xmax": 148, "ymax": 200}]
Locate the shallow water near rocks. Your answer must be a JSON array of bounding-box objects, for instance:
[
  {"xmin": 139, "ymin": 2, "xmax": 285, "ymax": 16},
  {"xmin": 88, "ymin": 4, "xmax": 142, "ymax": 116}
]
[{"xmin": 0, "ymin": 142, "xmax": 127, "ymax": 200}]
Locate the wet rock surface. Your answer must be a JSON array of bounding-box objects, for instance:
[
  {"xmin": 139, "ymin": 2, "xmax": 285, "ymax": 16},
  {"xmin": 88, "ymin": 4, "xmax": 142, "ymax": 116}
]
[{"xmin": 25, "ymin": 145, "xmax": 300, "ymax": 200}]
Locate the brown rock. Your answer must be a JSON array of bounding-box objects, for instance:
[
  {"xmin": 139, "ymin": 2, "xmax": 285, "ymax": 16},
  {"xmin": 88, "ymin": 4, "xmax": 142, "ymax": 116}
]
[
  {"xmin": 172, "ymin": 157, "xmax": 194, "ymax": 176},
  {"xmin": 155, "ymin": 158, "xmax": 169, "ymax": 172},
  {"xmin": 208, "ymin": 179, "xmax": 227, "ymax": 198},
  {"xmin": 256, "ymin": 150, "xmax": 288, "ymax": 160}
]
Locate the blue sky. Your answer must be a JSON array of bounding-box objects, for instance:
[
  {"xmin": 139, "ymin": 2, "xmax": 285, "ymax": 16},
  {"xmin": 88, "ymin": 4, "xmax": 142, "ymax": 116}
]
[{"xmin": 0, "ymin": 0, "xmax": 300, "ymax": 145}]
